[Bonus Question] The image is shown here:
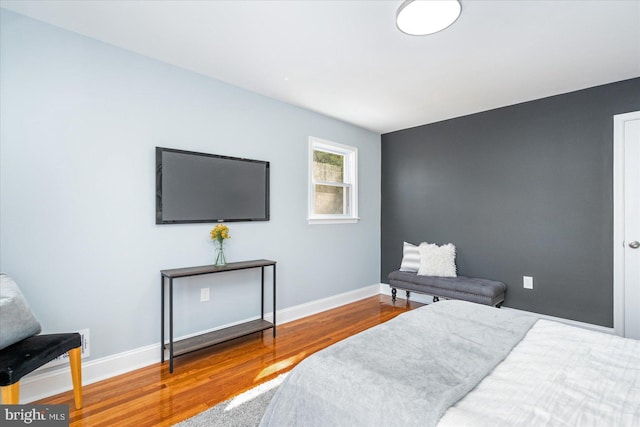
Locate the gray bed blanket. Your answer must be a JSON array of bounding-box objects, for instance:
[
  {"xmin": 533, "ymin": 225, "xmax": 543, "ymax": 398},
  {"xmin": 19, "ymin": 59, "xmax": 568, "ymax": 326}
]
[{"xmin": 260, "ymin": 300, "xmax": 537, "ymax": 427}]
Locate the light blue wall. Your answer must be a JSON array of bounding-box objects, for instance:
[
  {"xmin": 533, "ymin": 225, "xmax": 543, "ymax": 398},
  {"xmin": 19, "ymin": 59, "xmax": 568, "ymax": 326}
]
[{"xmin": 0, "ymin": 10, "xmax": 381, "ymax": 360}]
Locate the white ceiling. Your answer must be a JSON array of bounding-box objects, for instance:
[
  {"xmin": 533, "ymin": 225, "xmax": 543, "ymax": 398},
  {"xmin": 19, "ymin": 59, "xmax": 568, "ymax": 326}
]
[{"xmin": 2, "ymin": 0, "xmax": 639, "ymax": 134}]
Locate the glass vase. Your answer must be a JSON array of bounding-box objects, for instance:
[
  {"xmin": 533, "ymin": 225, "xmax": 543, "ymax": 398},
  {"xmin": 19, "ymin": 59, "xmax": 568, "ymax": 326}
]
[{"xmin": 214, "ymin": 241, "xmax": 227, "ymax": 267}]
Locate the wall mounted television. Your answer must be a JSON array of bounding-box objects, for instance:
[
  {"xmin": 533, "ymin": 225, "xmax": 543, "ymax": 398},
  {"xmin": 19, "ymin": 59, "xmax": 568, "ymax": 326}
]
[{"xmin": 156, "ymin": 147, "xmax": 270, "ymax": 224}]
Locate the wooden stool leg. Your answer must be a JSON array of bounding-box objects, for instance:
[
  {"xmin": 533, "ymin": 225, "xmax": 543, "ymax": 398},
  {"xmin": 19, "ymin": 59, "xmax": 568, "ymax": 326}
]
[
  {"xmin": 69, "ymin": 347, "xmax": 83, "ymax": 409},
  {"xmin": 1, "ymin": 382, "xmax": 20, "ymax": 404}
]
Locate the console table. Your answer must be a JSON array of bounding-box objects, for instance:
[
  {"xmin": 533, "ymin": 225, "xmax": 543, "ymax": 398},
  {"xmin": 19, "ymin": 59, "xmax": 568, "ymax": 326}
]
[{"xmin": 161, "ymin": 259, "xmax": 276, "ymax": 373}]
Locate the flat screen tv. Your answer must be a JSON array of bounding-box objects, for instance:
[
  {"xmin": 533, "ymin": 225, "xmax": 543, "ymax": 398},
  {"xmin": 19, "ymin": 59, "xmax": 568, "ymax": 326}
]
[{"xmin": 156, "ymin": 147, "xmax": 270, "ymax": 224}]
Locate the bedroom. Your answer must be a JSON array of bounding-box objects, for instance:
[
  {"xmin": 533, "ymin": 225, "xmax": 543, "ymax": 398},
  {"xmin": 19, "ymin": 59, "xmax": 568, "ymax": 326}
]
[{"xmin": 0, "ymin": 0, "xmax": 639, "ymax": 425}]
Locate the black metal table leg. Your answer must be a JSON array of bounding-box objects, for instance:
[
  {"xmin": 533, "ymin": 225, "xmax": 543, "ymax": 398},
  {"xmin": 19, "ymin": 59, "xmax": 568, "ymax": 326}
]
[
  {"xmin": 161, "ymin": 275, "xmax": 165, "ymax": 363},
  {"xmin": 169, "ymin": 277, "xmax": 174, "ymax": 373},
  {"xmin": 261, "ymin": 266, "xmax": 265, "ymax": 320},
  {"xmin": 273, "ymin": 264, "xmax": 276, "ymax": 337}
]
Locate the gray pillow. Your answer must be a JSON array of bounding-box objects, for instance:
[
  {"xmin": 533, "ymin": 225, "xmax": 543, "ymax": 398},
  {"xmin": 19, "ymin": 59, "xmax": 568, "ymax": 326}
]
[{"xmin": 0, "ymin": 273, "xmax": 42, "ymax": 350}]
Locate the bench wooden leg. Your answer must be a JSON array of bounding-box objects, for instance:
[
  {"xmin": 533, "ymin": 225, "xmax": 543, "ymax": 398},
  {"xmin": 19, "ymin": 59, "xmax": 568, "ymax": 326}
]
[
  {"xmin": 391, "ymin": 288, "xmax": 397, "ymax": 302},
  {"xmin": 1, "ymin": 382, "xmax": 19, "ymax": 404},
  {"xmin": 69, "ymin": 347, "xmax": 83, "ymax": 409}
]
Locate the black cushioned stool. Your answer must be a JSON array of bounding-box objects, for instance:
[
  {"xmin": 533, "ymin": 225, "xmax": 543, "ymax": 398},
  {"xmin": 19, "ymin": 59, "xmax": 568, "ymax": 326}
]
[{"xmin": 0, "ymin": 333, "xmax": 82, "ymax": 408}]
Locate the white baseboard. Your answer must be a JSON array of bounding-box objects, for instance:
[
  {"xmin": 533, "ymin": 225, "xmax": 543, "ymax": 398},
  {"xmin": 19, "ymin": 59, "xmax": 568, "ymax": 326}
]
[
  {"xmin": 19, "ymin": 283, "xmax": 381, "ymax": 403},
  {"xmin": 379, "ymin": 283, "xmax": 435, "ymax": 305},
  {"xmin": 21, "ymin": 342, "xmax": 160, "ymax": 403},
  {"xmin": 380, "ymin": 283, "xmax": 616, "ymax": 334},
  {"xmin": 274, "ymin": 283, "xmax": 380, "ymax": 324}
]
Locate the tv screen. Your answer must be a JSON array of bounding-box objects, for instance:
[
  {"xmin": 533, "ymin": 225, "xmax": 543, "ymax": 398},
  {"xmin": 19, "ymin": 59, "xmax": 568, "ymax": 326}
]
[{"xmin": 156, "ymin": 147, "xmax": 270, "ymax": 224}]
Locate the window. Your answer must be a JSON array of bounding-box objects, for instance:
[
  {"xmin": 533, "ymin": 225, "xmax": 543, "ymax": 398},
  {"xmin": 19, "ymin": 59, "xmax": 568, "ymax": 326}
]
[{"xmin": 308, "ymin": 136, "xmax": 358, "ymax": 224}]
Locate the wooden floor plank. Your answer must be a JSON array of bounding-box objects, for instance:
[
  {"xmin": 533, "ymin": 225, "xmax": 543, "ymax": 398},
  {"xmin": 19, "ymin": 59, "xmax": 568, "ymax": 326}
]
[{"xmin": 36, "ymin": 295, "xmax": 422, "ymax": 426}]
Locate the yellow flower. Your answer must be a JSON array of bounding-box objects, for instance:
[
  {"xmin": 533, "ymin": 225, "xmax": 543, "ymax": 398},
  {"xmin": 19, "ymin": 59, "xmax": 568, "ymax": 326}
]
[{"xmin": 210, "ymin": 224, "xmax": 231, "ymax": 243}]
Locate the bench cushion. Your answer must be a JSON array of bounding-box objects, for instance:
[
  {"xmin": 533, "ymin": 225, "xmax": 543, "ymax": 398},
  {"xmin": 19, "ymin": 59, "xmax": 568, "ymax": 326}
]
[{"xmin": 388, "ymin": 270, "xmax": 506, "ymax": 306}]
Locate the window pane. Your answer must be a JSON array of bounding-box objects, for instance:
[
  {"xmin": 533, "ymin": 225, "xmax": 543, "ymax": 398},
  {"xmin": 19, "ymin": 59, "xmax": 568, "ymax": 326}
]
[
  {"xmin": 313, "ymin": 150, "xmax": 344, "ymax": 183},
  {"xmin": 315, "ymin": 184, "xmax": 350, "ymax": 215}
]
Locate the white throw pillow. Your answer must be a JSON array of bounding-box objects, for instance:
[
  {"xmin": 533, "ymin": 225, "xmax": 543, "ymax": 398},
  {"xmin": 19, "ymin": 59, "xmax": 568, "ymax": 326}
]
[
  {"xmin": 399, "ymin": 242, "xmax": 421, "ymax": 272},
  {"xmin": 417, "ymin": 243, "xmax": 457, "ymax": 277}
]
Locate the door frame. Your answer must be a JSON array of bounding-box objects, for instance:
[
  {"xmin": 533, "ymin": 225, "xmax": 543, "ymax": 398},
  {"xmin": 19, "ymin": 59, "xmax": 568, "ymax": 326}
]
[{"xmin": 613, "ymin": 110, "xmax": 640, "ymax": 337}]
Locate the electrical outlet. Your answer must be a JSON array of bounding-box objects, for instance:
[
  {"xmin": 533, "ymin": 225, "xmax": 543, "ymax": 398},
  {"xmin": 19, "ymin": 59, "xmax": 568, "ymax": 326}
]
[
  {"xmin": 38, "ymin": 328, "xmax": 90, "ymax": 370},
  {"xmin": 523, "ymin": 276, "xmax": 534, "ymax": 290},
  {"xmin": 200, "ymin": 287, "xmax": 210, "ymax": 302}
]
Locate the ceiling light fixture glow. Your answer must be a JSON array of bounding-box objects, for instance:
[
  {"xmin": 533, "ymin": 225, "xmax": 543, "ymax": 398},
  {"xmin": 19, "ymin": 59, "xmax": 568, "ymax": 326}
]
[{"xmin": 396, "ymin": 0, "xmax": 461, "ymax": 36}]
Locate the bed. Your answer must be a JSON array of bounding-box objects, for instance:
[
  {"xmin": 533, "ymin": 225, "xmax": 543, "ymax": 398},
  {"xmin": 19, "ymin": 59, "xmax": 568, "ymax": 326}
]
[{"xmin": 259, "ymin": 300, "xmax": 640, "ymax": 426}]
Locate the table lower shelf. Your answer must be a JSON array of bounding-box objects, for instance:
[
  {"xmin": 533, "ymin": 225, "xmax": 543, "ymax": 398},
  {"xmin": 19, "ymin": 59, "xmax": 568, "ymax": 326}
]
[{"xmin": 166, "ymin": 319, "xmax": 274, "ymax": 357}]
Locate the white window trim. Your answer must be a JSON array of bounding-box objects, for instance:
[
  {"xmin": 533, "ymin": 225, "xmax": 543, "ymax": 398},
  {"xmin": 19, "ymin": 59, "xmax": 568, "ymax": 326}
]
[{"xmin": 308, "ymin": 136, "xmax": 359, "ymax": 225}]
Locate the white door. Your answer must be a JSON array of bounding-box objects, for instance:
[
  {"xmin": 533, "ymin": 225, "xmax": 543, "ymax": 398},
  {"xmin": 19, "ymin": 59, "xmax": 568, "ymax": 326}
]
[{"xmin": 614, "ymin": 111, "xmax": 640, "ymax": 339}]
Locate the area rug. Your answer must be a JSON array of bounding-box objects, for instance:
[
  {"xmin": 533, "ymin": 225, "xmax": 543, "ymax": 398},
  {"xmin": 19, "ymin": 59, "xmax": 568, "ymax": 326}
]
[{"xmin": 174, "ymin": 373, "xmax": 287, "ymax": 427}]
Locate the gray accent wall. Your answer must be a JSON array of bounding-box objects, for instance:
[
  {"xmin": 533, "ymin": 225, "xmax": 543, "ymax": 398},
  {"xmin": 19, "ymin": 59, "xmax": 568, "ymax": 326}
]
[{"xmin": 381, "ymin": 78, "xmax": 640, "ymax": 327}]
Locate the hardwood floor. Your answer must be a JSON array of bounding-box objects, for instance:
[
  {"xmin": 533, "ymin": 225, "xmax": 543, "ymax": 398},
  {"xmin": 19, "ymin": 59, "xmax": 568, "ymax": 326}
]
[{"xmin": 37, "ymin": 295, "xmax": 423, "ymax": 426}]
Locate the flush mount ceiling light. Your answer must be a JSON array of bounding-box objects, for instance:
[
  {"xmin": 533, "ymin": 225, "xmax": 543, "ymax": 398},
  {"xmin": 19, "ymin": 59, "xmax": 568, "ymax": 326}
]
[{"xmin": 396, "ymin": 0, "xmax": 462, "ymax": 36}]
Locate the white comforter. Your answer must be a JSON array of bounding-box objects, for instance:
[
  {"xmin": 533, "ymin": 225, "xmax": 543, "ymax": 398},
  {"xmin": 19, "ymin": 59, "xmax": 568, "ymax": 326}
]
[{"xmin": 439, "ymin": 319, "xmax": 640, "ymax": 426}]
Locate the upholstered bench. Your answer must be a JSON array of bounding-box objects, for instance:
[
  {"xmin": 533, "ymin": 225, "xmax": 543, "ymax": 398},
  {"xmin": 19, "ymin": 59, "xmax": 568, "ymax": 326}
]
[{"xmin": 388, "ymin": 270, "xmax": 506, "ymax": 307}]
